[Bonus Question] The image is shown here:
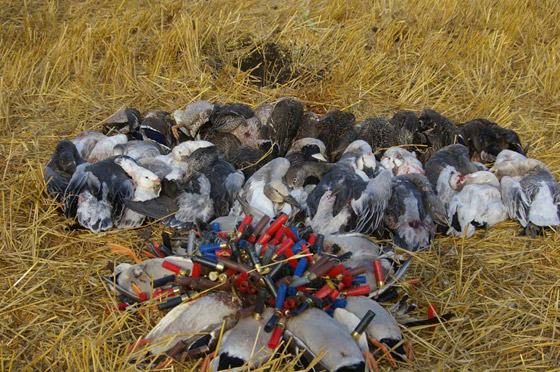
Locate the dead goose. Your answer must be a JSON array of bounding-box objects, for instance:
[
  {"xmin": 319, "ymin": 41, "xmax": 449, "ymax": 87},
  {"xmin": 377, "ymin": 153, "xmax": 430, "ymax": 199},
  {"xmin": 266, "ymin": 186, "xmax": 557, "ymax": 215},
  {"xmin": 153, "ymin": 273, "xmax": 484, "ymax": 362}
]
[
  {"xmin": 285, "ymin": 308, "xmax": 367, "ymax": 372},
  {"xmin": 44, "ymin": 140, "xmax": 86, "ymax": 202},
  {"xmin": 211, "ymin": 308, "xmax": 275, "ymax": 371},
  {"xmin": 113, "ymin": 156, "xmax": 161, "ymax": 229},
  {"xmin": 230, "ymin": 157, "xmax": 300, "ymax": 219},
  {"xmin": 491, "ymin": 150, "xmax": 560, "ymax": 236},
  {"xmin": 63, "ymin": 157, "xmax": 134, "ymax": 232},
  {"xmin": 447, "ymin": 171, "xmax": 508, "ymax": 238},
  {"xmin": 380, "ymin": 147, "xmax": 424, "ymax": 176}
]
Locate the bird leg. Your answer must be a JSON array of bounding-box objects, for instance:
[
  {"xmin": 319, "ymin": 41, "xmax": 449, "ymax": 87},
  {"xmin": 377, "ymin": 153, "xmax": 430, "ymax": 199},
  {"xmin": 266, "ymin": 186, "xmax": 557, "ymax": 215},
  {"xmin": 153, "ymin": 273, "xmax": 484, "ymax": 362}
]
[
  {"xmin": 405, "ymin": 341, "xmax": 415, "ymax": 361},
  {"xmin": 362, "ymin": 351, "xmax": 379, "ymax": 372},
  {"xmin": 200, "ymin": 351, "xmax": 216, "ymax": 372},
  {"xmin": 153, "ymin": 357, "xmax": 174, "ymax": 370},
  {"xmin": 126, "ymin": 338, "xmax": 152, "ymax": 354},
  {"xmin": 367, "ymin": 337, "xmax": 397, "ymax": 367},
  {"xmin": 107, "ymin": 243, "xmax": 143, "ymax": 264},
  {"xmin": 171, "ymin": 124, "xmax": 185, "ymax": 145}
]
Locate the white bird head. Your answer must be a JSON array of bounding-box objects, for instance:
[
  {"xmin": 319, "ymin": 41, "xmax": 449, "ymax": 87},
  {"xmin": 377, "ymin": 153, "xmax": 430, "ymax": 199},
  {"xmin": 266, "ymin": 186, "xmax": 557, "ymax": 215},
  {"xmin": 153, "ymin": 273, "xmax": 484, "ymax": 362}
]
[
  {"xmin": 343, "ymin": 140, "xmax": 372, "ymax": 155},
  {"xmin": 171, "ymin": 140, "xmax": 214, "ymax": 161},
  {"xmin": 449, "ymin": 170, "xmax": 466, "ymax": 190}
]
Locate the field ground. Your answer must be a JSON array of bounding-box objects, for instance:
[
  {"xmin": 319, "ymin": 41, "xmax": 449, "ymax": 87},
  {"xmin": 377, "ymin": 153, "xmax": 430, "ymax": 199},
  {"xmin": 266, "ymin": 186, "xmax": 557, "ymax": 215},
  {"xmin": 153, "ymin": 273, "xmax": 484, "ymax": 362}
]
[{"xmin": 1, "ymin": 0, "xmax": 560, "ymax": 370}]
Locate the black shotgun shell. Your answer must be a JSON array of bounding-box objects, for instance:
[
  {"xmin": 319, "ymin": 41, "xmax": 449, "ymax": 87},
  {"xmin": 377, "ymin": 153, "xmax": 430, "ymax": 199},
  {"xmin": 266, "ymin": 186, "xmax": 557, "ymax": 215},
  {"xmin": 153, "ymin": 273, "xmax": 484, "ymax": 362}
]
[
  {"xmin": 264, "ymin": 311, "xmax": 280, "ymax": 333},
  {"xmin": 352, "ymin": 310, "xmax": 376, "ymax": 340},
  {"xmin": 152, "ymin": 274, "xmax": 177, "ymax": 288}
]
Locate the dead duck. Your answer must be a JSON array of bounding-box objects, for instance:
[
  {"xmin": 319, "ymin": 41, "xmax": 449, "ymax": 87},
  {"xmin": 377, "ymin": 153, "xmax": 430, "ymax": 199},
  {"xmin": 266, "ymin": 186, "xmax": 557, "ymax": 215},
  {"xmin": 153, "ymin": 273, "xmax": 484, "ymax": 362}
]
[
  {"xmin": 253, "ymin": 102, "xmax": 274, "ymax": 127},
  {"xmin": 63, "ymin": 157, "xmax": 134, "ymax": 232},
  {"xmin": 335, "ymin": 117, "xmax": 414, "ymax": 159},
  {"xmin": 285, "ymin": 307, "xmax": 367, "ymax": 372},
  {"xmin": 104, "ymin": 107, "xmax": 142, "ymax": 135},
  {"xmin": 268, "ymin": 97, "xmax": 304, "ymax": 156},
  {"xmin": 304, "ymin": 110, "xmax": 356, "ymax": 160},
  {"xmin": 228, "ymin": 140, "xmax": 279, "ymax": 179},
  {"xmin": 415, "ymin": 108, "xmax": 464, "ymax": 163},
  {"xmin": 460, "ymin": 118, "xmax": 526, "ymax": 162},
  {"xmin": 209, "ymin": 103, "xmax": 254, "ymax": 133},
  {"xmin": 447, "ymin": 170, "xmax": 507, "ymax": 238},
  {"xmin": 138, "ymin": 111, "xmax": 177, "ymax": 150},
  {"xmin": 491, "ymin": 150, "xmax": 560, "ymax": 237},
  {"xmin": 172, "ymin": 100, "xmax": 214, "ymax": 139},
  {"xmin": 44, "ymin": 140, "xmax": 86, "ymax": 202}
]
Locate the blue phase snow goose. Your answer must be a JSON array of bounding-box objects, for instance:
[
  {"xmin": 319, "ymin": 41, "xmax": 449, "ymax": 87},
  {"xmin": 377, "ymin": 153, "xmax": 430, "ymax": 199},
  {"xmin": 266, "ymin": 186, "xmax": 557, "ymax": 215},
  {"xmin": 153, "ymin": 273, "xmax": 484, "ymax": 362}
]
[
  {"xmin": 63, "ymin": 156, "xmax": 134, "ymax": 232},
  {"xmin": 44, "ymin": 140, "xmax": 86, "ymax": 202},
  {"xmin": 306, "ymin": 159, "xmax": 392, "ymax": 235},
  {"xmin": 384, "ymin": 173, "xmax": 447, "ymax": 251},
  {"xmin": 424, "ymin": 144, "xmax": 482, "ymax": 210},
  {"xmin": 113, "ymin": 156, "xmax": 161, "ymax": 229},
  {"xmin": 126, "ymin": 144, "xmax": 243, "ymax": 229}
]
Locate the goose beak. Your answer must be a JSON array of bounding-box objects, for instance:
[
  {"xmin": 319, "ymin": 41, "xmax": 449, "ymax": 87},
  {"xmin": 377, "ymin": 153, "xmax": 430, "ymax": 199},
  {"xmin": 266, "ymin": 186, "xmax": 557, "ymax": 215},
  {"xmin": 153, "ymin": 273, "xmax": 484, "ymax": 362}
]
[
  {"xmin": 311, "ymin": 153, "xmax": 328, "ymax": 162},
  {"xmin": 283, "ymin": 194, "xmax": 301, "ymax": 209}
]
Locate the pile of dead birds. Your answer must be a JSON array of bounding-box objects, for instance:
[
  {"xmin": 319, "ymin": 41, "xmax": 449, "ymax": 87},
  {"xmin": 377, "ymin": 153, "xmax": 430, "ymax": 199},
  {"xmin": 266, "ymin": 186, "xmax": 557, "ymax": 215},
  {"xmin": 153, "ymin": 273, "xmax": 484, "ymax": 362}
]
[{"xmin": 43, "ymin": 97, "xmax": 559, "ymax": 371}]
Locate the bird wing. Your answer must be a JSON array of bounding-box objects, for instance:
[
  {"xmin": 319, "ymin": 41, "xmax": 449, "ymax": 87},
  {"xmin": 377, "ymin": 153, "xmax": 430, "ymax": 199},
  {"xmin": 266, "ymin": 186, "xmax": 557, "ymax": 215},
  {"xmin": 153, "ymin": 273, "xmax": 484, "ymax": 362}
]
[
  {"xmin": 63, "ymin": 163, "xmax": 97, "ymax": 218},
  {"xmin": 500, "ymin": 176, "xmax": 529, "ymax": 227},
  {"xmin": 44, "ymin": 166, "xmax": 69, "ymax": 201},
  {"xmin": 125, "ymin": 196, "xmax": 179, "ymax": 219},
  {"xmin": 108, "ymin": 176, "xmax": 134, "ymax": 223},
  {"xmin": 351, "ymin": 169, "xmax": 392, "ymax": 234}
]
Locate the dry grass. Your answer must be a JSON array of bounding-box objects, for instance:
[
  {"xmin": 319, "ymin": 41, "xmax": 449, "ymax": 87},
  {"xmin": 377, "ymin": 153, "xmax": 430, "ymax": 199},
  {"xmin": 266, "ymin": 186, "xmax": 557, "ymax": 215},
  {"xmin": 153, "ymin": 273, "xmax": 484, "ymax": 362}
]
[{"xmin": 1, "ymin": 0, "xmax": 560, "ymax": 370}]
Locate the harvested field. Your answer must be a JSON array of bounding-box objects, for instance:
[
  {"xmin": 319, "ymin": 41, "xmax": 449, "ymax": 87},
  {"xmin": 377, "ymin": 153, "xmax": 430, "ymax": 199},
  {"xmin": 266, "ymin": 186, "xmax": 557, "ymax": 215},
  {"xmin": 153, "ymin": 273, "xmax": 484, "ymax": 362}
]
[{"xmin": 1, "ymin": 0, "xmax": 560, "ymax": 370}]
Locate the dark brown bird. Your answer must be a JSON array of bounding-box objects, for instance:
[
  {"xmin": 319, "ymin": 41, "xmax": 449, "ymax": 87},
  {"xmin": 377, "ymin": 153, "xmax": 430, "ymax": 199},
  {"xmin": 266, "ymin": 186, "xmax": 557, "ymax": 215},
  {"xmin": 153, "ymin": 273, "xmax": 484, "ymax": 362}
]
[
  {"xmin": 139, "ymin": 111, "xmax": 177, "ymax": 151},
  {"xmin": 415, "ymin": 108, "xmax": 465, "ymax": 163},
  {"xmin": 268, "ymin": 97, "xmax": 304, "ymax": 156},
  {"xmin": 297, "ymin": 110, "xmax": 355, "ymax": 160},
  {"xmin": 460, "ymin": 118, "xmax": 526, "ymax": 162},
  {"xmin": 209, "ymin": 103, "xmax": 254, "ymax": 133},
  {"xmin": 334, "ymin": 117, "xmax": 415, "ymax": 158}
]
